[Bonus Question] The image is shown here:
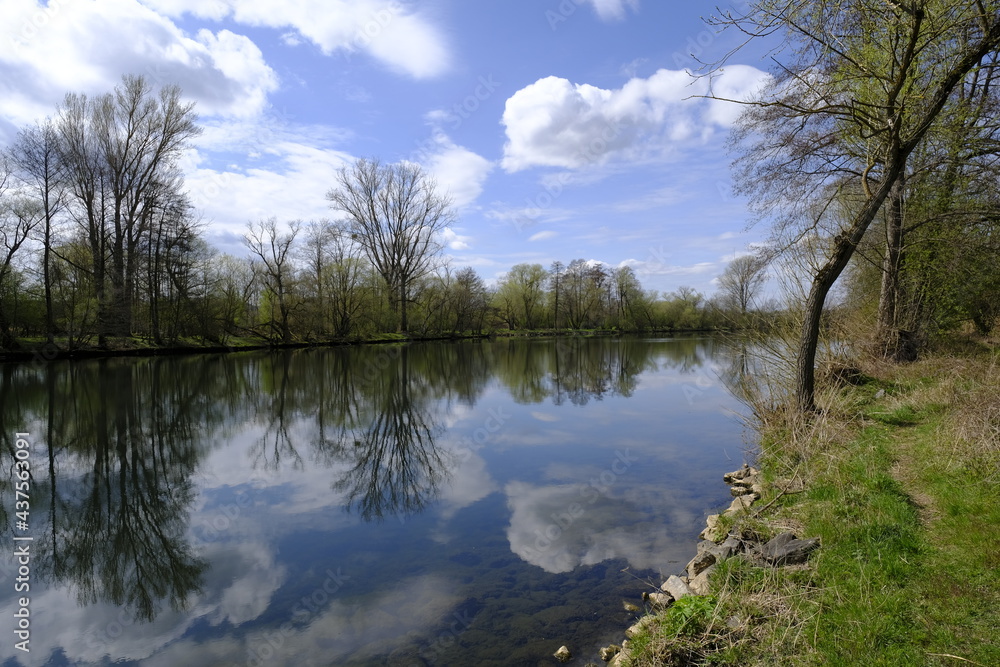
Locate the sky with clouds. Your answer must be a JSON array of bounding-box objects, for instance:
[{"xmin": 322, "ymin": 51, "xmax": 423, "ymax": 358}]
[{"xmin": 0, "ymin": 0, "xmax": 773, "ymax": 295}]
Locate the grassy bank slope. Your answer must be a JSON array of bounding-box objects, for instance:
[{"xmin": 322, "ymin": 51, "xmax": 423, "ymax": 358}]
[{"xmin": 626, "ymin": 342, "xmax": 1000, "ymax": 666}]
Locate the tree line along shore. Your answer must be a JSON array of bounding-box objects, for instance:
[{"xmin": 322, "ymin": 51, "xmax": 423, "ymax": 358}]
[{"xmin": 0, "ymin": 76, "xmax": 775, "ymax": 354}]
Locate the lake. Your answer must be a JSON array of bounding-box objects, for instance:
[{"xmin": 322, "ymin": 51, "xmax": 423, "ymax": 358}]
[{"xmin": 0, "ymin": 336, "xmax": 751, "ymax": 666}]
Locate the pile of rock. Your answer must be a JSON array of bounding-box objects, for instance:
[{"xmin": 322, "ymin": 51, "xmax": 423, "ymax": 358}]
[{"xmin": 595, "ymin": 464, "xmax": 820, "ymax": 666}]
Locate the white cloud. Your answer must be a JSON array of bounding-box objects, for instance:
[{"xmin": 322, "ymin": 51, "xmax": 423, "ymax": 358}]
[
  {"xmin": 485, "ymin": 204, "xmax": 575, "ymax": 234},
  {"xmin": 0, "ymin": 0, "xmax": 278, "ymax": 129},
  {"xmin": 621, "ymin": 258, "xmax": 718, "ymax": 277},
  {"xmin": 184, "ymin": 138, "xmax": 354, "ymax": 246},
  {"xmin": 584, "ymin": 0, "xmax": 640, "ymax": 22},
  {"xmin": 528, "ymin": 230, "xmax": 558, "ymax": 242},
  {"xmin": 141, "ymin": 0, "xmax": 450, "ymax": 79},
  {"xmin": 138, "ymin": 0, "xmax": 231, "ymax": 20},
  {"xmin": 440, "ymin": 228, "xmax": 472, "ymax": 251},
  {"xmin": 500, "ymin": 66, "xmax": 769, "ymax": 173},
  {"xmin": 614, "ymin": 184, "xmax": 691, "ymax": 212},
  {"xmin": 419, "ymin": 134, "xmax": 494, "ymax": 210}
]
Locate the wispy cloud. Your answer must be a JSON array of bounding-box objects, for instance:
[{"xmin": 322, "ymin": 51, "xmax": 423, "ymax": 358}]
[{"xmin": 528, "ymin": 230, "xmax": 558, "ymax": 242}]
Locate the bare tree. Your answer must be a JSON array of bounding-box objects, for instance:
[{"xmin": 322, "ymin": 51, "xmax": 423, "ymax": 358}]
[
  {"xmin": 209, "ymin": 253, "xmax": 257, "ymax": 340},
  {"xmin": 718, "ymin": 254, "xmax": 768, "ymax": 320},
  {"xmin": 244, "ymin": 218, "xmax": 300, "ymax": 343},
  {"xmin": 7, "ymin": 119, "xmax": 66, "ymax": 344},
  {"xmin": 57, "ymin": 91, "xmax": 110, "ymax": 344},
  {"xmin": 326, "ymin": 225, "xmax": 371, "ymax": 338},
  {"xmin": 301, "ymin": 220, "xmax": 336, "ymax": 336},
  {"xmin": 713, "ymin": 1, "xmax": 1000, "ymax": 411},
  {"xmin": 0, "ymin": 158, "xmax": 42, "ymax": 347},
  {"xmin": 326, "ymin": 158, "xmax": 454, "ymax": 332},
  {"xmin": 58, "ymin": 74, "xmax": 200, "ymax": 341}
]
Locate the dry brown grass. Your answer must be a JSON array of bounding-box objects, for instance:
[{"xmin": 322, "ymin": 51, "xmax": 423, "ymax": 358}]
[
  {"xmin": 949, "ymin": 359, "xmax": 1000, "ymax": 471},
  {"xmin": 874, "ymin": 344, "xmax": 1000, "ymax": 474}
]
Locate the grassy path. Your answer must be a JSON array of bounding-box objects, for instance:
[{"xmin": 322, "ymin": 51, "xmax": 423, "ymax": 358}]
[{"xmin": 625, "ymin": 347, "xmax": 1000, "ymax": 666}]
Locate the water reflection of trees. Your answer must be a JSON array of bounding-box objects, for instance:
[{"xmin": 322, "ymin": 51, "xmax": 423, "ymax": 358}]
[
  {"xmin": 493, "ymin": 336, "xmax": 708, "ymax": 405},
  {"xmin": 0, "ymin": 337, "xmax": 709, "ymax": 627},
  {"xmin": 0, "ymin": 357, "xmax": 220, "ymax": 623},
  {"xmin": 330, "ymin": 347, "xmax": 452, "ymax": 522}
]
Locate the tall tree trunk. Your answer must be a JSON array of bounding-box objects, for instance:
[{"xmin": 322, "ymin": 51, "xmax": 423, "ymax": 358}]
[
  {"xmin": 86, "ymin": 207, "xmax": 110, "ymax": 348},
  {"xmin": 42, "ymin": 203, "xmax": 54, "ymax": 345},
  {"xmin": 148, "ymin": 226, "xmax": 162, "ymax": 345},
  {"xmin": 797, "ymin": 158, "xmax": 906, "ymax": 412},
  {"xmin": 875, "ymin": 174, "xmax": 907, "ymax": 360},
  {"xmin": 399, "ymin": 282, "xmax": 408, "ymax": 333}
]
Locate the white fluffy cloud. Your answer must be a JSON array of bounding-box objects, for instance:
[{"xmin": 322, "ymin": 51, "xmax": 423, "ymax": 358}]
[
  {"xmin": 420, "ymin": 134, "xmax": 494, "ymax": 210},
  {"xmin": 141, "ymin": 0, "xmax": 450, "ymax": 79},
  {"xmin": 184, "ymin": 142, "xmax": 353, "ymax": 248},
  {"xmin": 440, "ymin": 228, "xmax": 472, "ymax": 251},
  {"xmin": 500, "ymin": 66, "xmax": 769, "ymax": 172},
  {"xmin": 0, "ymin": 0, "xmax": 278, "ymax": 130}
]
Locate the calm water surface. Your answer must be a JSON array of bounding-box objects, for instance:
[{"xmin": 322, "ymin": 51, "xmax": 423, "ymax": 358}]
[{"xmin": 0, "ymin": 337, "xmax": 751, "ymax": 666}]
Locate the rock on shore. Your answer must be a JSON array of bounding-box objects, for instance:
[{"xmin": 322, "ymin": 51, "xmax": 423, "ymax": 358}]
[{"xmin": 597, "ymin": 464, "xmax": 821, "ymax": 663}]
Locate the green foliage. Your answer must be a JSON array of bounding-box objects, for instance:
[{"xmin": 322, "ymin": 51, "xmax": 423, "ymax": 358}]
[{"xmin": 662, "ymin": 595, "xmax": 718, "ymax": 637}]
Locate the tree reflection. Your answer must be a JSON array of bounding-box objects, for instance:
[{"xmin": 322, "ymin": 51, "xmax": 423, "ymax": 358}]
[
  {"xmin": 0, "ymin": 357, "xmax": 216, "ymax": 624},
  {"xmin": 494, "ymin": 336, "xmax": 663, "ymax": 405},
  {"xmin": 59, "ymin": 360, "xmax": 207, "ymax": 622},
  {"xmin": 330, "ymin": 346, "xmax": 452, "ymax": 522},
  {"xmin": 248, "ymin": 351, "xmax": 304, "ymax": 470},
  {"xmin": 0, "ymin": 336, "xmax": 705, "ymax": 629}
]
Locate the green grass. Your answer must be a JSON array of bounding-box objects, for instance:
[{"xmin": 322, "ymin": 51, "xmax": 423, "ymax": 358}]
[{"xmin": 626, "ymin": 345, "xmax": 1000, "ymax": 666}]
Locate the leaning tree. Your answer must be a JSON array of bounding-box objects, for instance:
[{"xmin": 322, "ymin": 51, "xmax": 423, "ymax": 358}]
[{"xmin": 711, "ymin": 0, "xmax": 1000, "ymax": 411}]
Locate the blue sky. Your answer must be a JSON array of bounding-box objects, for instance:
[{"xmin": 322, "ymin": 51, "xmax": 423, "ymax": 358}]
[{"xmin": 0, "ymin": 0, "xmax": 773, "ymax": 295}]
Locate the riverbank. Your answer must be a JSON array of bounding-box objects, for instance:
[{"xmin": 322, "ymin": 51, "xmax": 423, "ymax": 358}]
[
  {"xmin": 612, "ymin": 338, "xmax": 1000, "ymax": 665},
  {"xmin": 0, "ymin": 327, "xmax": 721, "ymax": 363}
]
